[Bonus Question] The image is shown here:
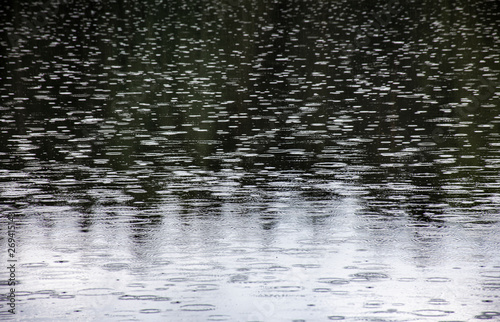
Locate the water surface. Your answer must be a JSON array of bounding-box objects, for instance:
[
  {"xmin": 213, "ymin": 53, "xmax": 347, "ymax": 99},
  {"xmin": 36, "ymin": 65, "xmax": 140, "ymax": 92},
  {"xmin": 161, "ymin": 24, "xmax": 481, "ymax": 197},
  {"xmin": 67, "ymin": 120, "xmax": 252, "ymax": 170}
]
[{"xmin": 1, "ymin": 0, "xmax": 500, "ymax": 320}]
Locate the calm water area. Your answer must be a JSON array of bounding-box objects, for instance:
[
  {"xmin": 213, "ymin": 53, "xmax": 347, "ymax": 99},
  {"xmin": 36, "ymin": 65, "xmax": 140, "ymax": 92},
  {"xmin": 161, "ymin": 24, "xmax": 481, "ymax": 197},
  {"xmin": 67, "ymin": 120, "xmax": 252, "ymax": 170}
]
[{"xmin": 1, "ymin": 0, "xmax": 500, "ymax": 320}]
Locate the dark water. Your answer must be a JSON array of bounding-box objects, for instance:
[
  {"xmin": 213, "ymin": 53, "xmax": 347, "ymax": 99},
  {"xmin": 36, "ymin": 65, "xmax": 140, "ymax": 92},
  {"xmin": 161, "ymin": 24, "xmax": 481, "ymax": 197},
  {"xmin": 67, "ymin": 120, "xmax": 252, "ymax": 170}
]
[{"xmin": 1, "ymin": 0, "xmax": 500, "ymax": 320}]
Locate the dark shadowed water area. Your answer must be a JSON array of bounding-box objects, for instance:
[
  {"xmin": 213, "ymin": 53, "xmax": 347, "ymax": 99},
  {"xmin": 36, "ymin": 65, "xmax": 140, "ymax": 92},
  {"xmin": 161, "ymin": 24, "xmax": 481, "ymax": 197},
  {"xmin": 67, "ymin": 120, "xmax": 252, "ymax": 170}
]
[{"xmin": 1, "ymin": 0, "xmax": 500, "ymax": 320}]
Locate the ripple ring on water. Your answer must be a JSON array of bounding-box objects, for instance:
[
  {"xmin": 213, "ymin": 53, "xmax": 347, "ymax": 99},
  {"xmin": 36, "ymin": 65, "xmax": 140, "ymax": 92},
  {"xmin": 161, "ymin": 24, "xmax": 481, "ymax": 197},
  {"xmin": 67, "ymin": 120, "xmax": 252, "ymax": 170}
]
[
  {"xmin": 313, "ymin": 288, "xmax": 331, "ymax": 292},
  {"xmin": 140, "ymin": 309, "xmax": 161, "ymax": 314},
  {"xmin": 271, "ymin": 286, "xmax": 303, "ymax": 292},
  {"xmin": 101, "ymin": 263, "xmax": 130, "ymax": 271},
  {"xmin": 425, "ymin": 277, "xmax": 451, "ymax": 283},
  {"xmin": 351, "ymin": 272, "xmax": 389, "ymax": 280},
  {"xmin": 167, "ymin": 277, "xmax": 189, "ymax": 282},
  {"xmin": 181, "ymin": 304, "xmax": 216, "ymax": 311},
  {"xmin": 188, "ymin": 284, "xmax": 219, "ymax": 291},
  {"xmin": 55, "ymin": 294, "xmax": 75, "ymax": 299},
  {"xmin": 35, "ymin": 290, "xmax": 57, "ymax": 295},
  {"xmin": 318, "ymin": 278, "xmax": 350, "ymax": 285}
]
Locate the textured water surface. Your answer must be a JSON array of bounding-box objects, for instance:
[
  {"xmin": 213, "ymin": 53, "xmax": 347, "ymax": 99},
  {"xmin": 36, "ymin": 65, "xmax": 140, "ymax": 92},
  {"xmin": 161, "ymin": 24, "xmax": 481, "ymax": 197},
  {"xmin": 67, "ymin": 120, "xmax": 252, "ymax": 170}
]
[{"xmin": 1, "ymin": 0, "xmax": 500, "ymax": 320}]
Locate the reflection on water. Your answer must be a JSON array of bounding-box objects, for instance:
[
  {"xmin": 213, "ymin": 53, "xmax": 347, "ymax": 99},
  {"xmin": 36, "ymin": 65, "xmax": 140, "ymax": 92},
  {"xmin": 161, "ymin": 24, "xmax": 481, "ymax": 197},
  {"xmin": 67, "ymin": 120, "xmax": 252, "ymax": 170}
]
[{"xmin": 1, "ymin": 0, "xmax": 500, "ymax": 320}]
